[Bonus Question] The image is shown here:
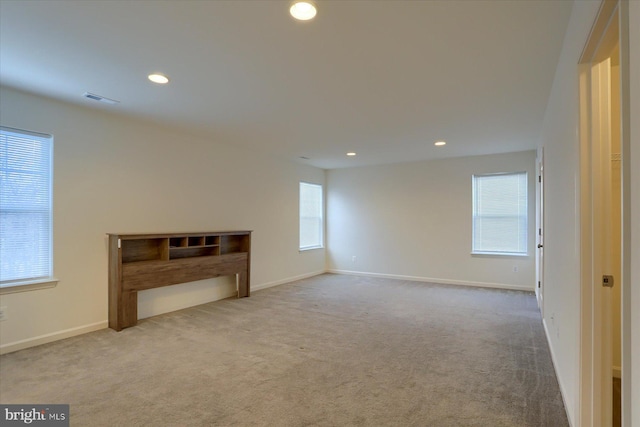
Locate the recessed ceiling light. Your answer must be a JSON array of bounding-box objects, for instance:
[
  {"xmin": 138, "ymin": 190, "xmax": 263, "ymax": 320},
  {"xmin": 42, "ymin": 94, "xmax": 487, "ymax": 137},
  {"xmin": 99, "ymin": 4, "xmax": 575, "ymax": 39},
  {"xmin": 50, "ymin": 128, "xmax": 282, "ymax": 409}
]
[
  {"xmin": 435, "ymin": 141, "xmax": 447, "ymax": 146},
  {"xmin": 290, "ymin": 1, "xmax": 317, "ymax": 21},
  {"xmin": 148, "ymin": 73, "xmax": 169, "ymax": 84},
  {"xmin": 346, "ymin": 152, "xmax": 357, "ymax": 156}
]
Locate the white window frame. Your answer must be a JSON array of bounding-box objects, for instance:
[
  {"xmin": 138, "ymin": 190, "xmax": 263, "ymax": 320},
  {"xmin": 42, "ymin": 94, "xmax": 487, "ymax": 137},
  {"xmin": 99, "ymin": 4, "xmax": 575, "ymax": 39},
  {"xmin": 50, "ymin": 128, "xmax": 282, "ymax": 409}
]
[
  {"xmin": 472, "ymin": 171, "xmax": 528, "ymax": 257},
  {"xmin": 0, "ymin": 126, "xmax": 57, "ymax": 294},
  {"xmin": 299, "ymin": 182, "xmax": 324, "ymax": 251}
]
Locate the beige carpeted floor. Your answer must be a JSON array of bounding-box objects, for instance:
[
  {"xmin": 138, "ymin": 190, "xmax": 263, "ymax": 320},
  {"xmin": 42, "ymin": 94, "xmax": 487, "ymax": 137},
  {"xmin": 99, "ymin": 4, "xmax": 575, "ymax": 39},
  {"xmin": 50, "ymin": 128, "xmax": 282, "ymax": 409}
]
[{"xmin": 0, "ymin": 274, "xmax": 568, "ymax": 426}]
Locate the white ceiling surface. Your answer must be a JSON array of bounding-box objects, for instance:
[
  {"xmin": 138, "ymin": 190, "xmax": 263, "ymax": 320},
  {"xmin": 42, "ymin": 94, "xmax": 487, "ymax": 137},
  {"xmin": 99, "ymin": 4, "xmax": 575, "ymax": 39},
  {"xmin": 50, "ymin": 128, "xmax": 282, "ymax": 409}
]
[{"xmin": 0, "ymin": 0, "xmax": 573, "ymax": 169}]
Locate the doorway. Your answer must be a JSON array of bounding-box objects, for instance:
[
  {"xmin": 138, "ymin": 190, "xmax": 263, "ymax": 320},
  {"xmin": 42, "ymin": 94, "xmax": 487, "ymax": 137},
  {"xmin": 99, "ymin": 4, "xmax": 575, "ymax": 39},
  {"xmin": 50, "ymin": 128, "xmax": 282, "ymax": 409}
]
[
  {"xmin": 578, "ymin": 0, "xmax": 630, "ymax": 426},
  {"xmin": 535, "ymin": 148, "xmax": 544, "ymax": 315}
]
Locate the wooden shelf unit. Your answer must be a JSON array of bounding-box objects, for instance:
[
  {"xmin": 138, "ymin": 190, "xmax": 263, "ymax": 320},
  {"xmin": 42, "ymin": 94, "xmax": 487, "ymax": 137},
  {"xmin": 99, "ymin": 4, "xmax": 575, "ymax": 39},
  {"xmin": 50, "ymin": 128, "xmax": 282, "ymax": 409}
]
[{"xmin": 108, "ymin": 231, "xmax": 251, "ymax": 331}]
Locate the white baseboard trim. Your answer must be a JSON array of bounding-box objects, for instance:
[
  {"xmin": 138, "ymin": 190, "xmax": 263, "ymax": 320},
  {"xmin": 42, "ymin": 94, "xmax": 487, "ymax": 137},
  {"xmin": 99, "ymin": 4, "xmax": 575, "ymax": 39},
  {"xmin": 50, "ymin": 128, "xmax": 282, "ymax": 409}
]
[
  {"xmin": 0, "ymin": 272, "xmax": 325, "ymax": 355},
  {"xmin": 0, "ymin": 321, "xmax": 108, "ymax": 355},
  {"xmin": 251, "ymin": 270, "xmax": 326, "ymax": 292},
  {"xmin": 327, "ymin": 269, "xmax": 534, "ymax": 292},
  {"xmin": 542, "ymin": 318, "xmax": 575, "ymax": 427},
  {"xmin": 0, "ymin": 270, "xmax": 533, "ymax": 355}
]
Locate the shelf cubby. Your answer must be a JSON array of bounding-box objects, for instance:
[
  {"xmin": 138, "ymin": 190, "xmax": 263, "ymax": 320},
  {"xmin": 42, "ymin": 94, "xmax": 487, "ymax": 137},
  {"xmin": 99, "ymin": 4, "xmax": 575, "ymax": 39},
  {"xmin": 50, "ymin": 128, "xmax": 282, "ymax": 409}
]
[
  {"xmin": 205, "ymin": 235, "xmax": 219, "ymax": 246},
  {"xmin": 169, "ymin": 246, "xmax": 219, "ymax": 259},
  {"xmin": 188, "ymin": 236, "xmax": 205, "ymax": 247},
  {"xmin": 169, "ymin": 237, "xmax": 188, "ymax": 248},
  {"xmin": 121, "ymin": 238, "xmax": 168, "ymax": 263}
]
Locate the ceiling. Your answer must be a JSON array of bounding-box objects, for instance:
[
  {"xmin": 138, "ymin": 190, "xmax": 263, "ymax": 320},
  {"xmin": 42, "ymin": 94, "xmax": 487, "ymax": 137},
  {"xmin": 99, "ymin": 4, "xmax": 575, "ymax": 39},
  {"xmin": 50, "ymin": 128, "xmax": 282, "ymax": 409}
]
[{"xmin": 0, "ymin": 0, "xmax": 573, "ymax": 169}]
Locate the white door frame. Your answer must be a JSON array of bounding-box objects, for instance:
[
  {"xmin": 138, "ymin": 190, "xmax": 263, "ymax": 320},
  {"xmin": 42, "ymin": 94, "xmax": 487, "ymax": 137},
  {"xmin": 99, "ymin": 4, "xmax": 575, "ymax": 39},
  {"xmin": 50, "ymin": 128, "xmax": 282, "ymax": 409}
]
[
  {"xmin": 578, "ymin": 0, "xmax": 631, "ymax": 425},
  {"xmin": 535, "ymin": 148, "xmax": 544, "ymax": 315}
]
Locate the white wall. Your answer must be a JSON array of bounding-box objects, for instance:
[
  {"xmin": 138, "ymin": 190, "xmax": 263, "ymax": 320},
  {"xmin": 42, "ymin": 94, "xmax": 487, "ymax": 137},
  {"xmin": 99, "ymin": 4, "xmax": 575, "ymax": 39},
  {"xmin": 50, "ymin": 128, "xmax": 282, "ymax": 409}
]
[
  {"xmin": 0, "ymin": 87, "xmax": 325, "ymax": 353},
  {"xmin": 326, "ymin": 151, "xmax": 537, "ymax": 291},
  {"xmin": 536, "ymin": 2, "xmax": 599, "ymax": 424}
]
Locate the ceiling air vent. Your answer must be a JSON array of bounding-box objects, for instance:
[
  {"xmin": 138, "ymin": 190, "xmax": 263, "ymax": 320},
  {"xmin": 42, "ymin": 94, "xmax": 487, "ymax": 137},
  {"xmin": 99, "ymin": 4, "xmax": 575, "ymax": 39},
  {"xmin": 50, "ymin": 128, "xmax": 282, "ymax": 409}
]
[{"xmin": 83, "ymin": 92, "xmax": 120, "ymax": 105}]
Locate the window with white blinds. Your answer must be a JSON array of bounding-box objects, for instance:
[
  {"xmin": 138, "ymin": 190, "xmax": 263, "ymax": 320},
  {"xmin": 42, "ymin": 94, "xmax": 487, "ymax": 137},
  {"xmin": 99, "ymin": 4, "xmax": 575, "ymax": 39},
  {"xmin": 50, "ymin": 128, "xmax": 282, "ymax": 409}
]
[
  {"xmin": 299, "ymin": 182, "xmax": 323, "ymax": 250},
  {"xmin": 472, "ymin": 172, "xmax": 528, "ymax": 256},
  {"xmin": 0, "ymin": 126, "xmax": 54, "ymax": 287}
]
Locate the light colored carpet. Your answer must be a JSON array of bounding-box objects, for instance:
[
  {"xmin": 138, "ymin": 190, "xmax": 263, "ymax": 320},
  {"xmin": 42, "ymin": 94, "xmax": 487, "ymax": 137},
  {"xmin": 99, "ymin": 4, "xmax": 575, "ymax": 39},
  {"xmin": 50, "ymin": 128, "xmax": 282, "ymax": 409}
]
[{"xmin": 0, "ymin": 274, "xmax": 568, "ymax": 426}]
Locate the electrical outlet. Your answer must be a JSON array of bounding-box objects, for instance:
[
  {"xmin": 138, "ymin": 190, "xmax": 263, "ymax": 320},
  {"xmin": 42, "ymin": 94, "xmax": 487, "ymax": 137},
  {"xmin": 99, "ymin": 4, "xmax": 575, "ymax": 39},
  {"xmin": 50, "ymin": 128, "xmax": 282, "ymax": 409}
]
[
  {"xmin": 0, "ymin": 306, "xmax": 7, "ymax": 321},
  {"xmin": 352, "ymin": 256, "xmax": 357, "ymax": 263},
  {"xmin": 512, "ymin": 266, "xmax": 518, "ymax": 272}
]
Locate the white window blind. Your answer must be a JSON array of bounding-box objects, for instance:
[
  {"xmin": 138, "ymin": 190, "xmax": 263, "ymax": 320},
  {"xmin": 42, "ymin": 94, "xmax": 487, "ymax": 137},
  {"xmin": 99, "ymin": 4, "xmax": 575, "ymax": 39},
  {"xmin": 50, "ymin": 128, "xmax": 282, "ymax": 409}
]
[
  {"xmin": 0, "ymin": 126, "xmax": 53, "ymax": 286},
  {"xmin": 299, "ymin": 182, "xmax": 323, "ymax": 250},
  {"xmin": 472, "ymin": 172, "xmax": 527, "ymax": 255}
]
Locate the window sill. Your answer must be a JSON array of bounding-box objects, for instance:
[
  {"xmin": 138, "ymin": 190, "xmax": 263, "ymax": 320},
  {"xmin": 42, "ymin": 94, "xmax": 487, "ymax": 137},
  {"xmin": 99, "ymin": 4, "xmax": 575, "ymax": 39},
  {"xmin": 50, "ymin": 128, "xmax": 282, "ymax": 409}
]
[
  {"xmin": 0, "ymin": 278, "xmax": 59, "ymax": 295},
  {"xmin": 299, "ymin": 246, "xmax": 324, "ymax": 252},
  {"xmin": 471, "ymin": 252, "xmax": 528, "ymax": 258}
]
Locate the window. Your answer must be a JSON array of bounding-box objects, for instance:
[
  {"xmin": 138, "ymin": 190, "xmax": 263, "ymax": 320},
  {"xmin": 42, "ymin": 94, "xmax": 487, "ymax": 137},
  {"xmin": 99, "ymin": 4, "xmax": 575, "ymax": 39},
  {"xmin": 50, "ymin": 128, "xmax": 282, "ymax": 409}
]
[
  {"xmin": 0, "ymin": 126, "xmax": 54, "ymax": 289},
  {"xmin": 472, "ymin": 172, "xmax": 527, "ymax": 256},
  {"xmin": 299, "ymin": 182, "xmax": 323, "ymax": 250}
]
